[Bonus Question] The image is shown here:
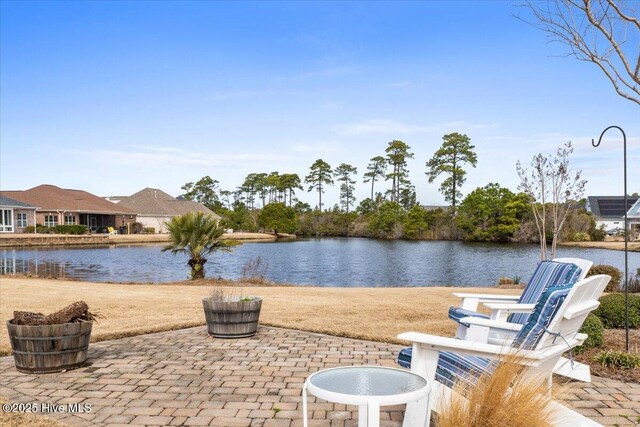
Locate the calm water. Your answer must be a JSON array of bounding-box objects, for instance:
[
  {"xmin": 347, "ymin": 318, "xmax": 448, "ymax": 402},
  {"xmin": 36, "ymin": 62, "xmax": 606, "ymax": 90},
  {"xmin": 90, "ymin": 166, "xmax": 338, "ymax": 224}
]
[{"xmin": 1, "ymin": 238, "xmax": 638, "ymax": 287}]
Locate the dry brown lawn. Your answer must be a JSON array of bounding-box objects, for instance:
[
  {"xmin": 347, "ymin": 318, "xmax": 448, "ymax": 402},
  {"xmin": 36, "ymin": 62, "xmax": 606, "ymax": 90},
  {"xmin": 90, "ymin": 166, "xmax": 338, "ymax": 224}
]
[{"xmin": 0, "ymin": 277, "xmax": 519, "ymax": 356}]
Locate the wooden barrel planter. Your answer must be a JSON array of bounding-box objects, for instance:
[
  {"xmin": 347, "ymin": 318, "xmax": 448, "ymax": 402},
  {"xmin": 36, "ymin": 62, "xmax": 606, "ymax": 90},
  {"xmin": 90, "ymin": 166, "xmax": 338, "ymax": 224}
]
[
  {"xmin": 202, "ymin": 297, "xmax": 262, "ymax": 338},
  {"xmin": 6, "ymin": 320, "xmax": 92, "ymax": 374}
]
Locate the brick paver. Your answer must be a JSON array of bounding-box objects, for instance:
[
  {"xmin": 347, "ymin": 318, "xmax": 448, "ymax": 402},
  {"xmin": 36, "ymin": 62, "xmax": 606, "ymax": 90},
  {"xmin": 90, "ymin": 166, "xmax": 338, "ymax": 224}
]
[{"xmin": 1, "ymin": 326, "xmax": 638, "ymax": 426}]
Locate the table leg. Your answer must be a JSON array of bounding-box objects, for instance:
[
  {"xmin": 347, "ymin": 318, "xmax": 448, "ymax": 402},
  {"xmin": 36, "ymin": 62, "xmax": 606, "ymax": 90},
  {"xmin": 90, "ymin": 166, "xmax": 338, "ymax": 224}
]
[
  {"xmin": 302, "ymin": 384, "xmax": 308, "ymax": 427},
  {"xmin": 367, "ymin": 402, "xmax": 380, "ymax": 427},
  {"xmin": 358, "ymin": 404, "xmax": 368, "ymax": 425},
  {"xmin": 404, "ymin": 395, "xmax": 430, "ymax": 427}
]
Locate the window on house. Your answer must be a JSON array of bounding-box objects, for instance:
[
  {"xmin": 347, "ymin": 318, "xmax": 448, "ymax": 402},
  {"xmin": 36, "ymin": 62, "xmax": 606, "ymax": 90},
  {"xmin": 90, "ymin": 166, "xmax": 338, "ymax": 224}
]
[
  {"xmin": 0, "ymin": 209, "xmax": 14, "ymax": 232},
  {"xmin": 44, "ymin": 215, "xmax": 58, "ymax": 227},
  {"xmin": 16, "ymin": 212, "xmax": 28, "ymax": 228},
  {"xmin": 64, "ymin": 214, "xmax": 76, "ymax": 225}
]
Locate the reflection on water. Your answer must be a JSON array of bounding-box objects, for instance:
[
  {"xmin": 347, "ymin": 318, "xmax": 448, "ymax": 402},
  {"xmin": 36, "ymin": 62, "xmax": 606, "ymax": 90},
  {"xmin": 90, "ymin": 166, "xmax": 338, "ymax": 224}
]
[
  {"xmin": 1, "ymin": 255, "xmax": 70, "ymax": 278},
  {"xmin": 1, "ymin": 239, "xmax": 638, "ymax": 287}
]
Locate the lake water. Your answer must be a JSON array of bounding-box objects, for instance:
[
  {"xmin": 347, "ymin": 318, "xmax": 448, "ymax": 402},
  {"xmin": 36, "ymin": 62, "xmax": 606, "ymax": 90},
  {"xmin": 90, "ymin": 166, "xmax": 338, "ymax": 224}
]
[{"xmin": 1, "ymin": 238, "xmax": 638, "ymax": 287}]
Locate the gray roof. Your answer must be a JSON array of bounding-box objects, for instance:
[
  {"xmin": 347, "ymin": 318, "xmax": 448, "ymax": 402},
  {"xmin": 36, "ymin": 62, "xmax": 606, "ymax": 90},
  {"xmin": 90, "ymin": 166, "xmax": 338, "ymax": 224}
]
[
  {"xmin": 0, "ymin": 195, "xmax": 37, "ymax": 209},
  {"xmin": 587, "ymin": 196, "xmax": 640, "ymax": 220},
  {"xmin": 112, "ymin": 188, "xmax": 221, "ymax": 219}
]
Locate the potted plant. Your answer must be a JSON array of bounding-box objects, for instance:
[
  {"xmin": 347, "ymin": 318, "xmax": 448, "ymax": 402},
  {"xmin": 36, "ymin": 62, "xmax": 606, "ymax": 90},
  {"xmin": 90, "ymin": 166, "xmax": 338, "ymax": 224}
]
[
  {"xmin": 6, "ymin": 301, "xmax": 95, "ymax": 374},
  {"xmin": 202, "ymin": 287, "xmax": 262, "ymax": 338}
]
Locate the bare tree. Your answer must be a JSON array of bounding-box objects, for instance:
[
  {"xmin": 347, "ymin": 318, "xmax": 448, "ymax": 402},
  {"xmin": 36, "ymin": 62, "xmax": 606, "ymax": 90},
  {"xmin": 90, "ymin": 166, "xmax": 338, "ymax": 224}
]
[
  {"xmin": 517, "ymin": 142, "xmax": 587, "ymax": 260},
  {"xmin": 519, "ymin": 0, "xmax": 640, "ymax": 106}
]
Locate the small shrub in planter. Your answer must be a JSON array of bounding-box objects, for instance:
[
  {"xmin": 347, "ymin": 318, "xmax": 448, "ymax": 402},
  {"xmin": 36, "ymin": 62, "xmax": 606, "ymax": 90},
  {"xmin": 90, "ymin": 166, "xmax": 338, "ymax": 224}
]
[
  {"xmin": 593, "ymin": 293, "xmax": 640, "ymax": 329},
  {"xmin": 202, "ymin": 287, "xmax": 262, "ymax": 338},
  {"xmin": 24, "ymin": 225, "xmax": 35, "ymax": 234},
  {"xmin": 587, "ymin": 265, "xmax": 622, "ymax": 292},
  {"xmin": 142, "ymin": 227, "xmax": 155, "ymax": 234},
  {"xmin": 594, "ymin": 350, "xmax": 640, "ymax": 370},
  {"xmin": 574, "ymin": 313, "xmax": 603, "ymax": 354}
]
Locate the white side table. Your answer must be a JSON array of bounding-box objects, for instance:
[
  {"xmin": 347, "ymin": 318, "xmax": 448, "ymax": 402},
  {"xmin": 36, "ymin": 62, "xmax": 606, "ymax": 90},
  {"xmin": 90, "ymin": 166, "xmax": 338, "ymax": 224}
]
[{"xmin": 302, "ymin": 365, "xmax": 430, "ymax": 427}]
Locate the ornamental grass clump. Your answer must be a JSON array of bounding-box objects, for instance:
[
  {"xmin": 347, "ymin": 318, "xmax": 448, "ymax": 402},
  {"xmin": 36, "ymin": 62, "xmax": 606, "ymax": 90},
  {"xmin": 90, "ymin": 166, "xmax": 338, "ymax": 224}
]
[
  {"xmin": 240, "ymin": 256, "xmax": 270, "ymax": 284},
  {"xmin": 436, "ymin": 353, "xmax": 554, "ymax": 427}
]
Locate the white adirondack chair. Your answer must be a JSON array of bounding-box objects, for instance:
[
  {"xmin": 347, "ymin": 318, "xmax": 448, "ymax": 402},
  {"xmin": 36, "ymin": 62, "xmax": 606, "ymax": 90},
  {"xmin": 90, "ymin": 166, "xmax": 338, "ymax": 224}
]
[
  {"xmin": 399, "ymin": 274, "xmax": 610, "ymax": 427},
  {"xmin": 451, "ymin": 257, "xmax": 594, "ymax": 381}
]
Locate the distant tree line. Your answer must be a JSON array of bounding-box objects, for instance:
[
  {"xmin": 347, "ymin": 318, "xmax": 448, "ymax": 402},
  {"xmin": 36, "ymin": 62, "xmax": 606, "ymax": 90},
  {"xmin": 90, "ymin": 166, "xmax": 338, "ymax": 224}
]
[{"xmin": 180, "ymin": 134, "xmax": 601, "ymax": 247}]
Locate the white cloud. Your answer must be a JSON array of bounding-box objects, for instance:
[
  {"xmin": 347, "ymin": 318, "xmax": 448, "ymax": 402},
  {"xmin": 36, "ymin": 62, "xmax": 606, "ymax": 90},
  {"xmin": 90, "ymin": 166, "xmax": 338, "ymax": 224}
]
[
  {"xmin": 69, "ymin": 146, "xmax": 283, "ymax": 168},
  {"xmin": 336, "ymin": 119, "xmax": 500, "ymax": 136},
  {"xmin": 290, "ymin": 142, "xmax": 343, "ymax": 154}
]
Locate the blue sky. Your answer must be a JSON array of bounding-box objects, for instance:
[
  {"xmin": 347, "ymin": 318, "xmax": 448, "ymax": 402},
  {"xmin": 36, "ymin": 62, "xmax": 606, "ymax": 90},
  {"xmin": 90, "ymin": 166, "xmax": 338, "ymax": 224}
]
[{"xmin": 1, "ymin": 1, "xmax": 638, "ymax": 206}]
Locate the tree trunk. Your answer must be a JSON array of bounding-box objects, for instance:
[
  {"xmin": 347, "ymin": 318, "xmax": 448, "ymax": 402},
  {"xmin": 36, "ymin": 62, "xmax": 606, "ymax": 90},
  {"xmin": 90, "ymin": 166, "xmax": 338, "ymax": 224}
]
[
  {"xmin": 188, "ymin": 258, "xmax": 206, "ymax": 280},
  {"xmin": 370, "ymin": 179, "xmax": 375, "ymax": 201}
]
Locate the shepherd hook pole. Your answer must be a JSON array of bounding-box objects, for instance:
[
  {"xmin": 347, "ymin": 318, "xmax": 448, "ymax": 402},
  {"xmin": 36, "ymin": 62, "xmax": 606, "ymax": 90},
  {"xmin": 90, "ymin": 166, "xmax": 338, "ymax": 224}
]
[{"xmin": 592, "ymin": 126, "xmax": 628, "ymax": 352}]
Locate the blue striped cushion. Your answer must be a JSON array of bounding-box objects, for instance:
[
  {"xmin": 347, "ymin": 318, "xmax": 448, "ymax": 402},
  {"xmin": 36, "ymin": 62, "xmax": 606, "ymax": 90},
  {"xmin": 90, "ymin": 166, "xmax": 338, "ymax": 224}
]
[
  {"xmin": 399, "ymin": 282, "xmax": 572, "ymax": 388},
  {"xmin": 398, "ymin": 347, "xmax": 412, "ymax": 369},
  {"xmin": 398, "ymin": 347, "xmax": 496, "ymax": 389},
  {"xmin": 509, "ymin": 261, "xmax": 581, "ymax": 324},
  {"xmin": 435, "ymin": 351, "xmax": 496, "ymax": 389},
  {"xmin": 445, "ymin": 261, "xmax": 581, "ymax": 329},
  {"xmin": 513, "ymin": 283, "xmax": 572, "ymax": 350},
  {"xmin": 448, "ymin": 307, "xmax": 490, "ymax": 326}
]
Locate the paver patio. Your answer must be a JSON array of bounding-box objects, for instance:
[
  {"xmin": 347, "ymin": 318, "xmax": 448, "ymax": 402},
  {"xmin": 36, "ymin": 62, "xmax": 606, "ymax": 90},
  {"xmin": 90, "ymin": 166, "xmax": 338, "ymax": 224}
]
[{"xmin": 1, "ymin": 326, "xmax": 638, "ymax": 427}]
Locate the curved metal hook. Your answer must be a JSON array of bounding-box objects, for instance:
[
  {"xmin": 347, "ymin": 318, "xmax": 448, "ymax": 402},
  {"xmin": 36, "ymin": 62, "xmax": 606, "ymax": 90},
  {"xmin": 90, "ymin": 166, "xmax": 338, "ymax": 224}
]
[
  {"xmin": 592, "ymin": 125, "xmax": 626, "ymax": 148},
  {"xmin": 592, "ymin": 125, "xmax": 628, "ymax": 352}
]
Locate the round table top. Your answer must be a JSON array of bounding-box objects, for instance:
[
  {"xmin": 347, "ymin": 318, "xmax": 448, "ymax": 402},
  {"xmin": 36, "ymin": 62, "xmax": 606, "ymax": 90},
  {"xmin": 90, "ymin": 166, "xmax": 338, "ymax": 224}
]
[{"xmin": 307, "ymin": 366, "xmax": 428, "ymax": 397}]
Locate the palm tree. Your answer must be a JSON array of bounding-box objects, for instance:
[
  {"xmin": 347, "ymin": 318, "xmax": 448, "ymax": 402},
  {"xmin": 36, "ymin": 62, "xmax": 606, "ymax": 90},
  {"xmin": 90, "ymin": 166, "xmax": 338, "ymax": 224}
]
[{"xmin": 162, "ymin": 212, "xmax": 233, "ymax": 279}]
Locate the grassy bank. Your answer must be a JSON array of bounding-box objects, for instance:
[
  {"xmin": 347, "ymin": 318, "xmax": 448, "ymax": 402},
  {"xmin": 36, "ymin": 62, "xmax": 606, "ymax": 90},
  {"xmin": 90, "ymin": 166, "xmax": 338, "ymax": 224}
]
[
  {"xmin": 559, "ymin": 240, "xmax": 640, "ymax": 252},
  {"xmin": 0, "ymin": 277, "xmax": 519, "ymax": 356},
  {"xmin": 2, "ymin": 277, "xmax": 637, "ymax": 383}
]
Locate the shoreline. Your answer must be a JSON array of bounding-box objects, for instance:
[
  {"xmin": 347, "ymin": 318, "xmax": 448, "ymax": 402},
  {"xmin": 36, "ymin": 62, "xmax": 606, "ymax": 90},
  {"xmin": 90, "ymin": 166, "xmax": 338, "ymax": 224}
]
[
  {"xmin": 0, "ymin": 232, "xmax": 637, "ymax": 251},
  {"xmin": 558, "ymin": 240, "xmax": 640, "ymax": 252},
  {"xmin": 0, "ymin": 232, "xmax": 293, "ymax": 248}
]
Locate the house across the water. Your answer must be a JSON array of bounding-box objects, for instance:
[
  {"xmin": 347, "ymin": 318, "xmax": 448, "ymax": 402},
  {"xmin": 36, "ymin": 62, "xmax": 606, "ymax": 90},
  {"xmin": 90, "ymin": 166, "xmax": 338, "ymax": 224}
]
[
  {"xmin": 0, "ymin": 195, "xmax": 38, "ymax": 233},
  {"xmin": 586, "ymin": 195, "xmax": 640, "ymax": 236},
  {"xmin": 107, "ymin": 187, "xmax": 220, "ymax": 233},
  {"xmin": 0, "ymin": 184, "xmax": 137, "ymax": 233}
]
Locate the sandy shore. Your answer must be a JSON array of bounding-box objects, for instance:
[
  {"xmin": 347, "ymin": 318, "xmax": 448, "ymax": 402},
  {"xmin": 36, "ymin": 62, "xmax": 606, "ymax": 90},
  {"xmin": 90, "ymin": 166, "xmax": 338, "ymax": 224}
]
[
  {"xmin": 0, "ymin": 277, "xmax": 519, "ymax": 356},
  {"xmin": 559, "ymin": 240, "xmax": 639, "ymax": 252}
]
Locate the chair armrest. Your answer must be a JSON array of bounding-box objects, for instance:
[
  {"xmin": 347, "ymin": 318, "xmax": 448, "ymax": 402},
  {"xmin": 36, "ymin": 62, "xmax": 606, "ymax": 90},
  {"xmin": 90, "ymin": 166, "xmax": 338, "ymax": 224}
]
[
  {"xmin": 461, "ymin": 317, "xmax": 523, "ymax": 333},
  {"xmin": 452, "ymin": 293, "xmax": 520, "ymax": 311},
  {"xmin": 482, "ymin": 303, "xmax": 536, "ymax": 313},
  {"xmin": 398, "ymin": 331, "xmax": 576, "ymax": 366},
  {"xmin": 563, "ymin": 301, "xmax": 600, "ymax": 320},
  {"xmin": 453, "ymin": 293, "xmax": 520, "ymax": 301}
]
